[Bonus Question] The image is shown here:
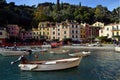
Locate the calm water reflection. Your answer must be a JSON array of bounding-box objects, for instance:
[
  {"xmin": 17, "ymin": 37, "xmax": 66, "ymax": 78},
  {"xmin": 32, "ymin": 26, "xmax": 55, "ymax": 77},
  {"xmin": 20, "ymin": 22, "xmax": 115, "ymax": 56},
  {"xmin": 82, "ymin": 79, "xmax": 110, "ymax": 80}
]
[{"xmin": 0, "ymin": 48, "xmax": 119, "ymax": 80}]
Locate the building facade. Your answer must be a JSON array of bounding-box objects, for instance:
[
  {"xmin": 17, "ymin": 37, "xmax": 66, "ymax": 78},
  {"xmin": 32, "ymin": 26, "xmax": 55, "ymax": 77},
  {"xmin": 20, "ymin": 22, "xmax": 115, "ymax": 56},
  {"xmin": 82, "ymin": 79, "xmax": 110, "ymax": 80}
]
[
  {"xmin": 92, "ymin": 21, "xmax": 104, "ymax": 28},
  {"xmin": 0, "ymin": 27, "xmax": 7, "ymax": 45},
  {"xmin": 37, "ymin": 21, "xmax": 81, "ymax": 41},
  {"xmin": 99, "ymin": 23, "xmax": 120, "ymax": 40},
  {"xmin": 7, "ymin": 25, "xmax": 20, "ymax": 37}
]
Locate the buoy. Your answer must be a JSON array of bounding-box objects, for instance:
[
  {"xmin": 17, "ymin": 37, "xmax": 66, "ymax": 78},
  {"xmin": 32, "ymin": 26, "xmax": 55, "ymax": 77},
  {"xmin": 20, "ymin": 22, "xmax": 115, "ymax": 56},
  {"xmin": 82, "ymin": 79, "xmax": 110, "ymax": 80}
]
[{"xmin": 34, "ymin": 54, "xmax": 38, "ymax": 59}]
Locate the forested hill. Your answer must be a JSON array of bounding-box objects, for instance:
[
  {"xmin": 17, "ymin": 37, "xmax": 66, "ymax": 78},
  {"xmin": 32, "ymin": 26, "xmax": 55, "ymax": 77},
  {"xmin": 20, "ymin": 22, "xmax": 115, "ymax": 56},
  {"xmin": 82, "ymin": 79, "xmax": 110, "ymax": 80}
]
[{"xmin": 0, "ymin": 0, "xmax": 119, "ymax": 30}]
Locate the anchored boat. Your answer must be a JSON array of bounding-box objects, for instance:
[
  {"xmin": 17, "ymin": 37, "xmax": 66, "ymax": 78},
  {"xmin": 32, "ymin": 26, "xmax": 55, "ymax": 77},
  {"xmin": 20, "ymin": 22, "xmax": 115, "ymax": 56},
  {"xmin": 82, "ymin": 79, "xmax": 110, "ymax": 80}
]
[
  {"xmin": 11, "ymin": 55, "xmax": 83, "ymax": 71},
  {"xmin": 69, "ymin": 51, "xmax": 91, "ymax": 57}
]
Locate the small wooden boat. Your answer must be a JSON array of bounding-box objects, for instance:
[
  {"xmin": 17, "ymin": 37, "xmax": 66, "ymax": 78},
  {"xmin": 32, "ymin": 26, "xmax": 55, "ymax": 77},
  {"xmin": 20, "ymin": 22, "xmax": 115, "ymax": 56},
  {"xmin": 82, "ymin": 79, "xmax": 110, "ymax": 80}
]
[
  {"xmin": 11, "ymin": 56, "xmax": 83, "ymax": 71},
  {"xmin": 69, "ymin": 51, "xmax": 91, "ymax": 57},
  {"xmin": 115, "ymin": 46, "xmax": 120, "ymax": 52}
]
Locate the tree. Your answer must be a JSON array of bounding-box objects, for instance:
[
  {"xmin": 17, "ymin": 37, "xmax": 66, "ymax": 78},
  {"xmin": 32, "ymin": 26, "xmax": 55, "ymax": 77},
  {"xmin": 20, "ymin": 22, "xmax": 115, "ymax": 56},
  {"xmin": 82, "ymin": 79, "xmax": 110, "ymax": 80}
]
[{"xmin": 94, "ymin": 5, "xmax": 111, "ymax": 24}]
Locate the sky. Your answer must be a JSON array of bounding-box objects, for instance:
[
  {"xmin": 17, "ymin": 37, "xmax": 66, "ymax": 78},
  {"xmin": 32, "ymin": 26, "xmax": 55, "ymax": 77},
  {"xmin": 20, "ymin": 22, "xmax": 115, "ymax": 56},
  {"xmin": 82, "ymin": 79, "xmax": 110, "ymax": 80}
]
[{"xmin": 6, "ymin": 0, "xmax": 120, "ymax": 11}]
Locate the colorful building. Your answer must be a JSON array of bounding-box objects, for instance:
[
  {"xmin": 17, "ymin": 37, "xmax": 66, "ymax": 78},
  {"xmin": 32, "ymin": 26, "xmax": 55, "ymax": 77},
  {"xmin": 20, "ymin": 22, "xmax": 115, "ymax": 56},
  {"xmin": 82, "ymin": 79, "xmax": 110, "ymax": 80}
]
[
  {"xmin": 20, "ymin": 30, "xmax": 33, "ymax": 40},
  {"xmin": 79, "ymin": 24, "xmax": 86, "ymax": 42},
  {"xmin": 7, "ymin": 25, "xmax": 20, "ymax": 37},
  {"xmin": 0, "ymin": 27, "xmax": 7, "ymax": 45},
  {"xmin": 99, "ymin": 23, "xmax": 120, "ymax": 40},
  {"xmin": 82, "ymin": 23, "xmax": 100, "ymax": 42},
  {"xmin": 51, "ymin": 21, "xmax": 81, "ymax": 41},
  {"xmin": 38, "ymin": 22, "xmax": 52, "ymax": 40},
  {"xmin": 92, "ymin": 21, "xmax": 104, "ymax": 28}
]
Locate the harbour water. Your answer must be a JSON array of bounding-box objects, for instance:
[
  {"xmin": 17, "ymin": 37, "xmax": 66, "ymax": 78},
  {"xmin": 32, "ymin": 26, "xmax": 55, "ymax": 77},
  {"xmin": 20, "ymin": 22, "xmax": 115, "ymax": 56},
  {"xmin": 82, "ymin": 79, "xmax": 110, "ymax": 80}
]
[{"xmin": 0, "ymin": 48, "xmax": 120, "ymax": 80}]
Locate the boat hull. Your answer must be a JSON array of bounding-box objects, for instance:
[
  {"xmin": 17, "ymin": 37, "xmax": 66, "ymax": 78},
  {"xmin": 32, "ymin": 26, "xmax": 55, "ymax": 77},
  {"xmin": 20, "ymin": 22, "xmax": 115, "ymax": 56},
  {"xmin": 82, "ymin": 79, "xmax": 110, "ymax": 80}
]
[
  {"xmin": 0, "ymin": 51, "xmax": 29, "ymax": 56},
  {"xmin": 18, "ymin": 57, "xmax": 82, "ymax": 71},
  {"xmin": 115, "ymin": 46, "xmax": 120, "ymax": 52}
]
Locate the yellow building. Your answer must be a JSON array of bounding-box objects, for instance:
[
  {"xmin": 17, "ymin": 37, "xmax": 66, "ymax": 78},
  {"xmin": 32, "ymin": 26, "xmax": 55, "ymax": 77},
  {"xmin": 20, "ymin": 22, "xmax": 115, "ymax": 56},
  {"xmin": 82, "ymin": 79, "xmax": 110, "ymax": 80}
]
[
  {"xmin": 38, "ymin": 22, "xmax": 54, "ymax": 40},
  {"xmin": 32, "ymin": 28, "xmax": 40, "ymax": 40},
  {"xmin": 112, "ymin": 23, "xmax": 120, "ymax": 41},
  {"xmin": 37, "ymin": 21, "xmax": 83, "ymax": 41}
]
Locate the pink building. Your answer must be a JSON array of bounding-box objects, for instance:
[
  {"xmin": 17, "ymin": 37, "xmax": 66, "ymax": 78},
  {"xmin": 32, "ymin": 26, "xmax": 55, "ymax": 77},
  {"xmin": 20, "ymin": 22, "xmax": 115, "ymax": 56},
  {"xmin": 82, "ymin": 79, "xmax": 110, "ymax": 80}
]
[
  {"xmin": 20, "ymin": 30, "xmax": 33, "ymax": 40},
  {"xmin": 7, "ymin": 25, "xmax": 20, "ymax": 37}
]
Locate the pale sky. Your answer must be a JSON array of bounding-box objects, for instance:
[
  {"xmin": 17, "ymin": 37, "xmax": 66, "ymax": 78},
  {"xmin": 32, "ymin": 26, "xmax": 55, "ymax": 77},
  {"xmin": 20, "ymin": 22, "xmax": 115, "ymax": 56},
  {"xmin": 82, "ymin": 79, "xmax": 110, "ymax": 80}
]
[{"xmin": 6, "ymin": 0, "xmax": 120, "ymax": 11}]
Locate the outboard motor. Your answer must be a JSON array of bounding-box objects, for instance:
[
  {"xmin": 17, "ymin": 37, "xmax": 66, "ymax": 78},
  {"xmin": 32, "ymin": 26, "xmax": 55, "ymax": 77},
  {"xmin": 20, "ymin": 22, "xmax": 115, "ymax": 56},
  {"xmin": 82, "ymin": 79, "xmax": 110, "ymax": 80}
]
[{"xmin": 27, "ymin": 50, "xmax": 32, "ymax": 55}]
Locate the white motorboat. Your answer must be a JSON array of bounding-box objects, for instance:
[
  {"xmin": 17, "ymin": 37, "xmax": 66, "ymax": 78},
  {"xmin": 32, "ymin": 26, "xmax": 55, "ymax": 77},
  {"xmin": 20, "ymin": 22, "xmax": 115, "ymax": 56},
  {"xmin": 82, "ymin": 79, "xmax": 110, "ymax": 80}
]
[
  {"xmin": 115, "ymin": 46, "xmax": 120, "ymax": 52},
  {"xmin": 19, "ymin": 57, "xmax": 82, "ymax": 71},
  {"xmin": 0, "ymin": 47, "xmax": 30, "ymax": 56},
  {"xmin": 69, "ymin": 51, "xmax": 91, "ymax": 57},
  {"xmin": 31, "ymin": 48, "xmax": 48, "ymax": 53},
  {"xmin": 0, "ymin": 50, "xmax": 29, "ymax": 56},
  {"xmin": 49, "ymin": 49, "xmax": 69, "ymax": 54},
  {"xmin": 11, "ymin": 56, "xmax": 83, "ymax": 71}
]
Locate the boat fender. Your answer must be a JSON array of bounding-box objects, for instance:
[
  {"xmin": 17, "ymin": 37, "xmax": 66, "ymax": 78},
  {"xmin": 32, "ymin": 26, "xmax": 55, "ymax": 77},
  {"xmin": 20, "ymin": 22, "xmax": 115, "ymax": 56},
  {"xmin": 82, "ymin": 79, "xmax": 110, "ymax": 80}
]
[{"xmin": 18, "ymin": 64, "xmax": 25, "ymax": 68}]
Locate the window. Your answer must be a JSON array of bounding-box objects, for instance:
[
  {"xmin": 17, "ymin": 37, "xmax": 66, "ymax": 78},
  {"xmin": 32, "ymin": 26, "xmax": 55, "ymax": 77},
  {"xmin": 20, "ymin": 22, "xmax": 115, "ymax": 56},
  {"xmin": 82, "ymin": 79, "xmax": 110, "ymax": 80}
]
[
  {"xmin": 72, "ymin": 35, "xmax": 74, "ymax": 38},
  {"xmin": 72, "ymin": 30, "xmax": 74, "ymax": 33},
  {"xmin": 72, "ymin": 25, "xmax": 74, "ymax": 28},
  {"xmin": 53, "ymin": 37, "xmax": 55, "ymax": 39},
  {"xmin": 80, "ymin": 35, "xmax": 81, "ymax": 38},
  {"xmin": 53, "ymin": 27, "xmax": 55, "ymax": 30},
  {"xmin": 64, "ymin": 31, "xmax": 66, "ymax": 34},
  {"xmin": 76, "ymin": 25, "xmax": 77, "ymax": 28},
  {"xmin": 0, "ymin": 32, "xmax": 2, "ymax": 35},
  {"xmin": 58, "ymin": 29, "xmax": 60, "ymax": 31},
  {"xmin": 112, "ymin": 26, "xmax": 114, "ymax": 30},
  {"xmin": 101, "ymin": 30, "xmax": 103, "ymax": 33},
  {"xmin": 53, "ymin": 32, "xmax": 55, "ymax": 35},
  {"xmin": 117, "ymin": 26, "xmax": 118, "ymax": 30},
  {"xmin": 43, "ymin": 27, "xmax": 45, "ymax": 30},
  {"xmin": 76, "ymin": 31, "xmax": 78, "ymax": 34},
  {"xmin": 58, "ymin": 33, "xmax": 60, "ymax": 35},
  {"xmin": 117, "ymin": 32, "xmax": 119, "ymax": 36},
  {"xmin": 76, "ymin": 35, "xmax": 78, "ymax": 38},
  {"xmin": 107, "ymin": 28, "xmax": 109, "ymax": 31},
  {"xmin": 112, "ymin": 32, "xmax": 114, "ymax": 36},
  {"xmin": 43, "ymin": 32, "xmax": 45, "ymax": 35}
]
